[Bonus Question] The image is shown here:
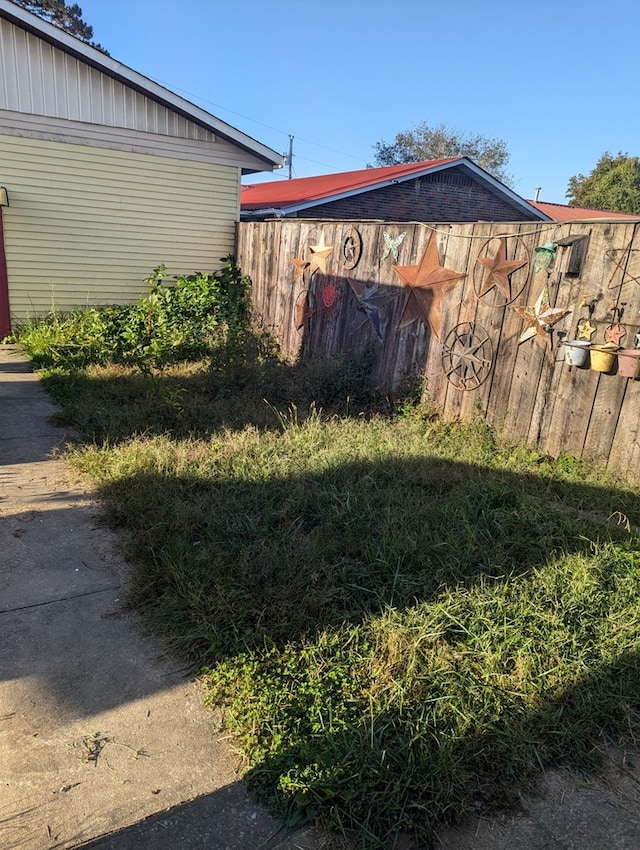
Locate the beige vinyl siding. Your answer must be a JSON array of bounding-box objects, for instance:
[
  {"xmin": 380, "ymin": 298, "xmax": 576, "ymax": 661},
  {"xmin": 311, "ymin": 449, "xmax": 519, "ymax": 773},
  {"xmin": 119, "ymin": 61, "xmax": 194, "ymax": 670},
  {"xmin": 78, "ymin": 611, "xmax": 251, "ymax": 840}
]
[{"xmin": 1, "ymin": 134, "xmax": 240, "ymax": 320}]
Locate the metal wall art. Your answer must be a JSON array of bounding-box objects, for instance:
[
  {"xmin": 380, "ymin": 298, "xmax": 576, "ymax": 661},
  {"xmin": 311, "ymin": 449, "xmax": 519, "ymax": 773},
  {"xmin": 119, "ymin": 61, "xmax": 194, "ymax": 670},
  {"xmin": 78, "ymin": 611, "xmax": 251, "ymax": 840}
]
[
  {"xmin": 473, "ymin": 236, "xmax": 530, "ymax": 306},
  {"xmin": 290, "ymin": 251, "xmax": 309, "ymax": 280},
  {"xmin": 394, "ymin": 234, "xmax": 466, "ymax": 340},
  {"xmin": 341, "ymin": 227, "xmax": 363, "ymax": 270},
  {"xmin": 513, "ymin": 287, "xmax": 570, "ymax": 345},
  {"xmin": 442, "ymin": 322, "xmax": 494, "ymax": 390},
  {"xmin": 295, "ymin": 289, "xmax": 316, "ymax": 334},
  {"xmin": 576, "ymin": 319, "xmax": 597, "ymax": 341},
  {"xmin": 607, "ymin": 236, "xmax": 640, "ymax": 290},
  {"xmin": 604, "ymin": 323, "xmax": 626, "ymax": 346},
  {"xmin": 309, "ymin": 232, "xmax": 334, "ymax": 275},
  {"xmin": 381, "ymin": 231, "xmax": 406, "ymax": 263},
  {"xmin": 348, "ymin": 280, "xmax": 389, "ymax": 344}
]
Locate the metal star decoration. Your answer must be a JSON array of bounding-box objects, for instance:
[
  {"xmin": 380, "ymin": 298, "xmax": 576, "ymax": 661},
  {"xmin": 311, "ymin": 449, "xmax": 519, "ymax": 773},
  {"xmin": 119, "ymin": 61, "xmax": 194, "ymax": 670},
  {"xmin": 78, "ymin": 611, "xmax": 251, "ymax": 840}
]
[
  {"xmin": 381, "ymin": 231, "xmax": 406, "ymax": 263},
  {"xmin": 442, "ymin": 322, "xmax": 494, "ymax": 390},
  {"xmin": 295, "ymin": 289, "xmax": 316, "ymax": 334},
  {"xmin": 290, "ymin": 251, "xmax": 309, "ymax": 281},
  {"xmin": 394, "ymin": 234, "xmax": 467, "ymax": 340},
  {"xmin": 348, "ymin": 280, "xmax": 389, "ymax": 344},
  {"xmin": 513, "ymin": 287, "xmax": 570, "ymax": 345},
  {"xmin": 605, "ymin": 323, "xmax": 626, "ymax": 346},
  {"xmin": 577, "ymin": 319, "xmax": 597, "ymax": 341},
  {"xmin": 476, "ymin": 237, "xmax": 528, "ymax": 300},
  {"xmin": 309, "ymin": 232, "xmax": 333, "ymax": 275}
]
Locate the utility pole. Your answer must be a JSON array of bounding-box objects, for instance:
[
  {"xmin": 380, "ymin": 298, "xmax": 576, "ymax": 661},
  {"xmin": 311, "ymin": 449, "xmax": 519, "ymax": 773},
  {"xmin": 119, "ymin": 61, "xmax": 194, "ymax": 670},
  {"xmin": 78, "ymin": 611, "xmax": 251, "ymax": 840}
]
[{"xmin": 284, "ymin": 135, "xmax": 294, "ymax": 179}]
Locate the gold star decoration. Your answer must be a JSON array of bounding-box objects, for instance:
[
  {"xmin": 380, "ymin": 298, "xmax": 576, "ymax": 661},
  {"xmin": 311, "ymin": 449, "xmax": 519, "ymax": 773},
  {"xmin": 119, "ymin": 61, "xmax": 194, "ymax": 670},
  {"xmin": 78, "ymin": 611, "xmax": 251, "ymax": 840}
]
[
  {"xmin": 309, "ymin": 232, "xmax": 334, "ymax": 275},
  {"xmin": 513, "ymin": 288, "xmax": 570, "ymax": 345},
  {"xmin": 476, "ymin": 238, "xmax": 528, "ymax": 300},
  {"xmin": 577, "ymin": 319, "xmax": 597, "ymax": 341},
  {"xmin": 290, "ymin": 252, "xmax": 309, "ymax": 281},
  {"xmin": 394, "ymin": 234, "xmax": 467, "ymax": 339}
]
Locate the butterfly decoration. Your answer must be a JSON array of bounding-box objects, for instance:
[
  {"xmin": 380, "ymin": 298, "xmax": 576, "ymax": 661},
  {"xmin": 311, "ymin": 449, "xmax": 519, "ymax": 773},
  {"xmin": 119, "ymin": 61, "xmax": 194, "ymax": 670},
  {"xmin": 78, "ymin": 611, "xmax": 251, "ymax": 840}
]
[{"xmin": 381, "ymin": 231, "xmax": 406, "ymax": 263}]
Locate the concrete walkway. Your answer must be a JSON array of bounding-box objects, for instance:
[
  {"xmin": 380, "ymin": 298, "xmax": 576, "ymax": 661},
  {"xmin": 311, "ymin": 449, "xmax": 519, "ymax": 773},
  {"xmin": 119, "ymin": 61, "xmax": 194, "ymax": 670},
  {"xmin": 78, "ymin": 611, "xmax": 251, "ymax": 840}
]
[
  {"xmin": 2, "ymin": 344, "xmax": 640, "ymax": 850},
  {"xmin": 0, "ymin": 346, "xmax": 318, "ymax": 850}
]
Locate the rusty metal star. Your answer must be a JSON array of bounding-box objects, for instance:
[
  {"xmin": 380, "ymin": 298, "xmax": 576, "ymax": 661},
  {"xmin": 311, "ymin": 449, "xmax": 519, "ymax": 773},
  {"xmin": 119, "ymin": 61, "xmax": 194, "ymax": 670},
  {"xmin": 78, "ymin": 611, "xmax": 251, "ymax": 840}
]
[
  {"xmin": 394, "ymin": 234, "xmax": 467, "ymax": 339},
  {"xmin": 349, "ymin": 280, "xmax": 389, "ymax": 343},
  {"xmin": 309, "ymin": 232, "xmax": 334, "ymax": 275},
  {"xmin": 295, "ymin": 289, "xmax": 316, "ymax": 334},
  {"xmin": 605, "ymin": 323, "xmax": 626, "ymax": 346},
  {"xmin": 476, "ymin": 237, "xmax": 528, "ymax": 299},
  {"xmin": 513, "ymin": 287, "xmax": 570, "ymax": 346},
  {"xmin": 290, "ymin": 252, "xmax": 309, "ymax": 281}
]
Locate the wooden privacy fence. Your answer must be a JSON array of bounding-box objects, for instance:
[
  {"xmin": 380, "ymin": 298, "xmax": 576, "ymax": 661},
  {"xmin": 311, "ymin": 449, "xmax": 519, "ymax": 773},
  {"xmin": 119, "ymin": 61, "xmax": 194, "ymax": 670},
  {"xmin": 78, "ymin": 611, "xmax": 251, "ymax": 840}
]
[{"xmin": 237, "ymin": 218, "xmax": 640, "ymax": 481}]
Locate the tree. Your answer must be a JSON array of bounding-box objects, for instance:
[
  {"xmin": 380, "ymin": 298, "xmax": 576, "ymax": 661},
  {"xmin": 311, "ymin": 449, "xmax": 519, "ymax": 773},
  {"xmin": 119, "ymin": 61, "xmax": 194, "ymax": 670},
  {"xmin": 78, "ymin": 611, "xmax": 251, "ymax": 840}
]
[
  {"xmin": 11, "ymin": 0, "xmax": 108, "ymax": 53},
  {"xmin": 566, "ymin": 152, "xmax": 640, "ymax": 213},
  {"xmin": 371, "ymin": 122, "xmax": 513, "ymax": 186}
]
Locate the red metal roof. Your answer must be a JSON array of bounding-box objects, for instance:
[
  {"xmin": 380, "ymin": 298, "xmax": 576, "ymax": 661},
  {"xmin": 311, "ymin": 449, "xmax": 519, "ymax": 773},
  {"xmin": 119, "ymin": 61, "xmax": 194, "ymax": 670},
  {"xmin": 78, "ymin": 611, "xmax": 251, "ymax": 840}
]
[
  {"xmin": 241, "ymin": 158, "xmax": 462, "ymax": 210},
  {"xmin": 529, "ymin": 200, "xmax": 640, "ymax": 221}
]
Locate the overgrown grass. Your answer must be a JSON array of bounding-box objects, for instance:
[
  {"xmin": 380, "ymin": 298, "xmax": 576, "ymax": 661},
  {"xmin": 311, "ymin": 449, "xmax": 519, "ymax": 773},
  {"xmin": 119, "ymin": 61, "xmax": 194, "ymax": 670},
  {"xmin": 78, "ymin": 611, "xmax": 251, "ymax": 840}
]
[{"xmin": 11, "ymin": 303, "xmax": 640, "ymax": 848}]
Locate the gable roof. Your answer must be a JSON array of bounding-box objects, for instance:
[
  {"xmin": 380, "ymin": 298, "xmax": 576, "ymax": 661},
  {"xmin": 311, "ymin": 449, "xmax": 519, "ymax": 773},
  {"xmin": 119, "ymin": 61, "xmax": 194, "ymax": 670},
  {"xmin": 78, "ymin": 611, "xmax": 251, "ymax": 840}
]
[
  {"xmin": 0, "ymin": 0, "xmax": 282, "ymax": 173},
  {"xmin": 529, "ymin": 199, "xmax": 640, "ymax": 222},
  {"xmin": 241, "ymin": 158, "xmax": 550, "ymax": 220}
]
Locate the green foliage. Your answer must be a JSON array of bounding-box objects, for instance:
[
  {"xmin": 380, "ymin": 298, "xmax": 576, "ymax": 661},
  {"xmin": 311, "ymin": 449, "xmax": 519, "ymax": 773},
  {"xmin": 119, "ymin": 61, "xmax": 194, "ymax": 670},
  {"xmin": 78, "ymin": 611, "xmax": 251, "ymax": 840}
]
[
  {"xmin": 11, "ymin": 0, "xmax": 109, "ymax": 52},
  {"xmin": 13, "ymin": 255, "xmax": 251, "ymax": 374},
  {"xmin": 371, "ymin": 121, "xmax": 513, "ymax": 186},
  {"xmin": 566, "ymin": 151, "xmax": 640, "ymax": 213}
]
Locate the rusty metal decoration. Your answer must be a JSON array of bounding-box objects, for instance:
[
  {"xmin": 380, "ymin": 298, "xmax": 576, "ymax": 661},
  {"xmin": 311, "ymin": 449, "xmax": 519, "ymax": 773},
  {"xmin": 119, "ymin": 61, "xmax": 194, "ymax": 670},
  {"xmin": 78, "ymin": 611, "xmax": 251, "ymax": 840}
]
[
  {"xmin": 512, "ymin": 287, "xmax": 570, "ymax": 346},
  {"xmin": 290, "ymin": 251, "xmax": 309, "ymax": 281},
  {"xmin": 309, "ymin": 232, "xmax": 334, "ymax": 275},
  {"xmin": 442, "ymin": 322, "xmax": 494, "ymax": 391},
  {"xmin": 473, "ymin": 236, "xmax": 530, "ymax": 306},
  {"xmin": 348, "ymin": 279, "xmax": 389, "ymax": 343},
  {"xmin": 606, "ymin": 236, "xmax": 640, "ymax": 290},
  {"xmin": 341, "ymin": 227, "xmax": 363, "ymax": 270},
  {"xmin": 381, "ymin": 230, "xmax": 406, "ymax": 263},
  {"xmin": 605, "ymin": 323, "xmax": 626, "ymax": 346},
  {"xmin": 295, "ymin": 288, "xmax": 316, "ymax": 334},
  {"xmin": 394, "ymin": 234, "xmax": 467, "ymax": 340}
]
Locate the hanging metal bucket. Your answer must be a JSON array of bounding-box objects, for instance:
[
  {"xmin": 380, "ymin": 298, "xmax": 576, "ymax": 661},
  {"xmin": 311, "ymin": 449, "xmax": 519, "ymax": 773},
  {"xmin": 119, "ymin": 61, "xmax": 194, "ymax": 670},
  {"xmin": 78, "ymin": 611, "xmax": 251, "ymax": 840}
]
[
  {"xmin": 563, "ymin": 339, "xmax": 590, "ymax": 367},
  {"xmin": 617, "ymin": 349, "xmax": 640, "ymax": 378},
  {"xmin": 589, "ymin": 344, "xmax": 618, "ymax": 373}
]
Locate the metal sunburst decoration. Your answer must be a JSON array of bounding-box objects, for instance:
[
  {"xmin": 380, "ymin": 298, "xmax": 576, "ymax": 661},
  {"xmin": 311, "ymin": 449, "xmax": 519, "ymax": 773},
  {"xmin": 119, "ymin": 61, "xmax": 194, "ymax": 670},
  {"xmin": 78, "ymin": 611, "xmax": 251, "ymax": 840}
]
[{"xmin": 442, "ymin": 322, "xmax": 494, "ymax": 390}]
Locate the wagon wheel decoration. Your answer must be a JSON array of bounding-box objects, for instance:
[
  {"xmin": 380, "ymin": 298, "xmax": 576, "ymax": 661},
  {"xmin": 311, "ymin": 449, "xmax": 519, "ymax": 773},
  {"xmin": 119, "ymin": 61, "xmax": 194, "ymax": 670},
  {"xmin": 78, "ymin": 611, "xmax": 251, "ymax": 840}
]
[
  {"xmin": 295, "ymin": 288, "xmax": 316, "ymax": 334},
  {"xmin": 473, "ymin": 236, "xmax": 530, "ymax": 307},
  {"xmin": 442, "ymin": 322, "xmax": 494, "ymax": 390},
  {"xmin": 341, "ymin": 227, "xmax": 363, "ymax": 270}
]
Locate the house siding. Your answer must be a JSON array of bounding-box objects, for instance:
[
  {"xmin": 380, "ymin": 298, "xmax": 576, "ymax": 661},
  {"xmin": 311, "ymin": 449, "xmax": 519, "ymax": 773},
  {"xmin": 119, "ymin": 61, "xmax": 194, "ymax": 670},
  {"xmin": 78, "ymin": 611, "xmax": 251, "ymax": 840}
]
[
  {"xmin": 1, "ymin": 134, "xmax": 240, "ymax": 320},
  {"xmin": 296, "ymin": 172, "xmax": 533, "ymax": 222}
]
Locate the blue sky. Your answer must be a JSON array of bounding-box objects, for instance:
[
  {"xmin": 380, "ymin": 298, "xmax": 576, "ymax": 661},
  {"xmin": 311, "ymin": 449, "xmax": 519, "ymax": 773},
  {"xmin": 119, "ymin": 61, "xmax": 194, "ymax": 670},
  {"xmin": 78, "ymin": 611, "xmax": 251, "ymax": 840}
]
[{"xmin": 79, "ymin": 0, "xmax": 639, "ymax": 204}]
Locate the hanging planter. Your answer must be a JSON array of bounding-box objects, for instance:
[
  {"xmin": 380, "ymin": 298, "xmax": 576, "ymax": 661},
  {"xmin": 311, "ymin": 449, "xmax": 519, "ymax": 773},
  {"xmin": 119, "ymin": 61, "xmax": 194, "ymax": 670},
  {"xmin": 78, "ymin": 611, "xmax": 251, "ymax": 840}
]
[
  {"xmin": 617, "ymin": 349, "xmax": 640, "ymax": 379},
  {"xmin": 563, "ymin": 339, "xmax": 590, "ymax": 367},
  {"xmin": 589, "ymin": 343, "xmax": 619, "ymax": 373}
]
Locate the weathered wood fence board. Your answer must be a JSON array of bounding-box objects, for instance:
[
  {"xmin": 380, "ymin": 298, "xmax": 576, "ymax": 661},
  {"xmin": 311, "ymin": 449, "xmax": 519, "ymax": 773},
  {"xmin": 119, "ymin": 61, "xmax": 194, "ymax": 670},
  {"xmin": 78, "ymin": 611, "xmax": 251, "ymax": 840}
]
[{"xmin": 237, "ymin": 219, "xmax": 640, "ymax": 481}]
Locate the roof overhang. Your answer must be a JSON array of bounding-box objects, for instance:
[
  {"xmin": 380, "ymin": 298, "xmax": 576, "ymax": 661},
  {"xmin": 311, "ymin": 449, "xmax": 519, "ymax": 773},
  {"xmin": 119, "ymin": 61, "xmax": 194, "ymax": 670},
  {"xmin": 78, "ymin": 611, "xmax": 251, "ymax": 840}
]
[{"xmin": 0, "ymin": 0, "xmax": 283, "ymax": 173}]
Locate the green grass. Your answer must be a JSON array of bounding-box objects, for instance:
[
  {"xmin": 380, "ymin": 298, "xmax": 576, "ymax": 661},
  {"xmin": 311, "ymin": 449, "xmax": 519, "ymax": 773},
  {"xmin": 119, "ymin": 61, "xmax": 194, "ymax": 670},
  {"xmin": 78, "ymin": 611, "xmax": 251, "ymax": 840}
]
[{"xmin": 26, "ymin": 350, "xmax": 640, "ymax": 849}]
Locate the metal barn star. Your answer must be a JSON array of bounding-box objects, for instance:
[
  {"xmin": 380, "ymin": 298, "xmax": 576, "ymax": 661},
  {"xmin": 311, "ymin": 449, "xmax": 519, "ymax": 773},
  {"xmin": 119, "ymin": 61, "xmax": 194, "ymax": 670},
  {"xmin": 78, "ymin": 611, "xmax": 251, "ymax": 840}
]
[
  {"xmin": 348, "ymin": 280, "xmax": 389, "ymax": 343},
  {"xmin": 290, "ymin": 252, "xmax": 309, "ymax": 281},
  {"xmin": 394, "ymin": 234, "xmax": 467, "ymax": 340},
  {"xmin": 309, "ymin": 232, "xmax": 334, "ymax": 275},
  {"xmin": 576, "ymin": 319, "xmax": 597, "ymax": 341},
  {"xmin": 475, "ymin": 237, "xmax": 528, "ymax": 300},
  {"xmin": 381, "ymin": 231, "xmax": 406, "ymax": 263},
  {"xmin": 513, "ymin": 287, "xmax": 570, "ymax": 345},
  {"xmin": 442, "ymin": 322, "xmax": 494, "ymax": 390},
  {"xmin": 605, "ymin": 323, "xmax": 626, "ymax": 346}
]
